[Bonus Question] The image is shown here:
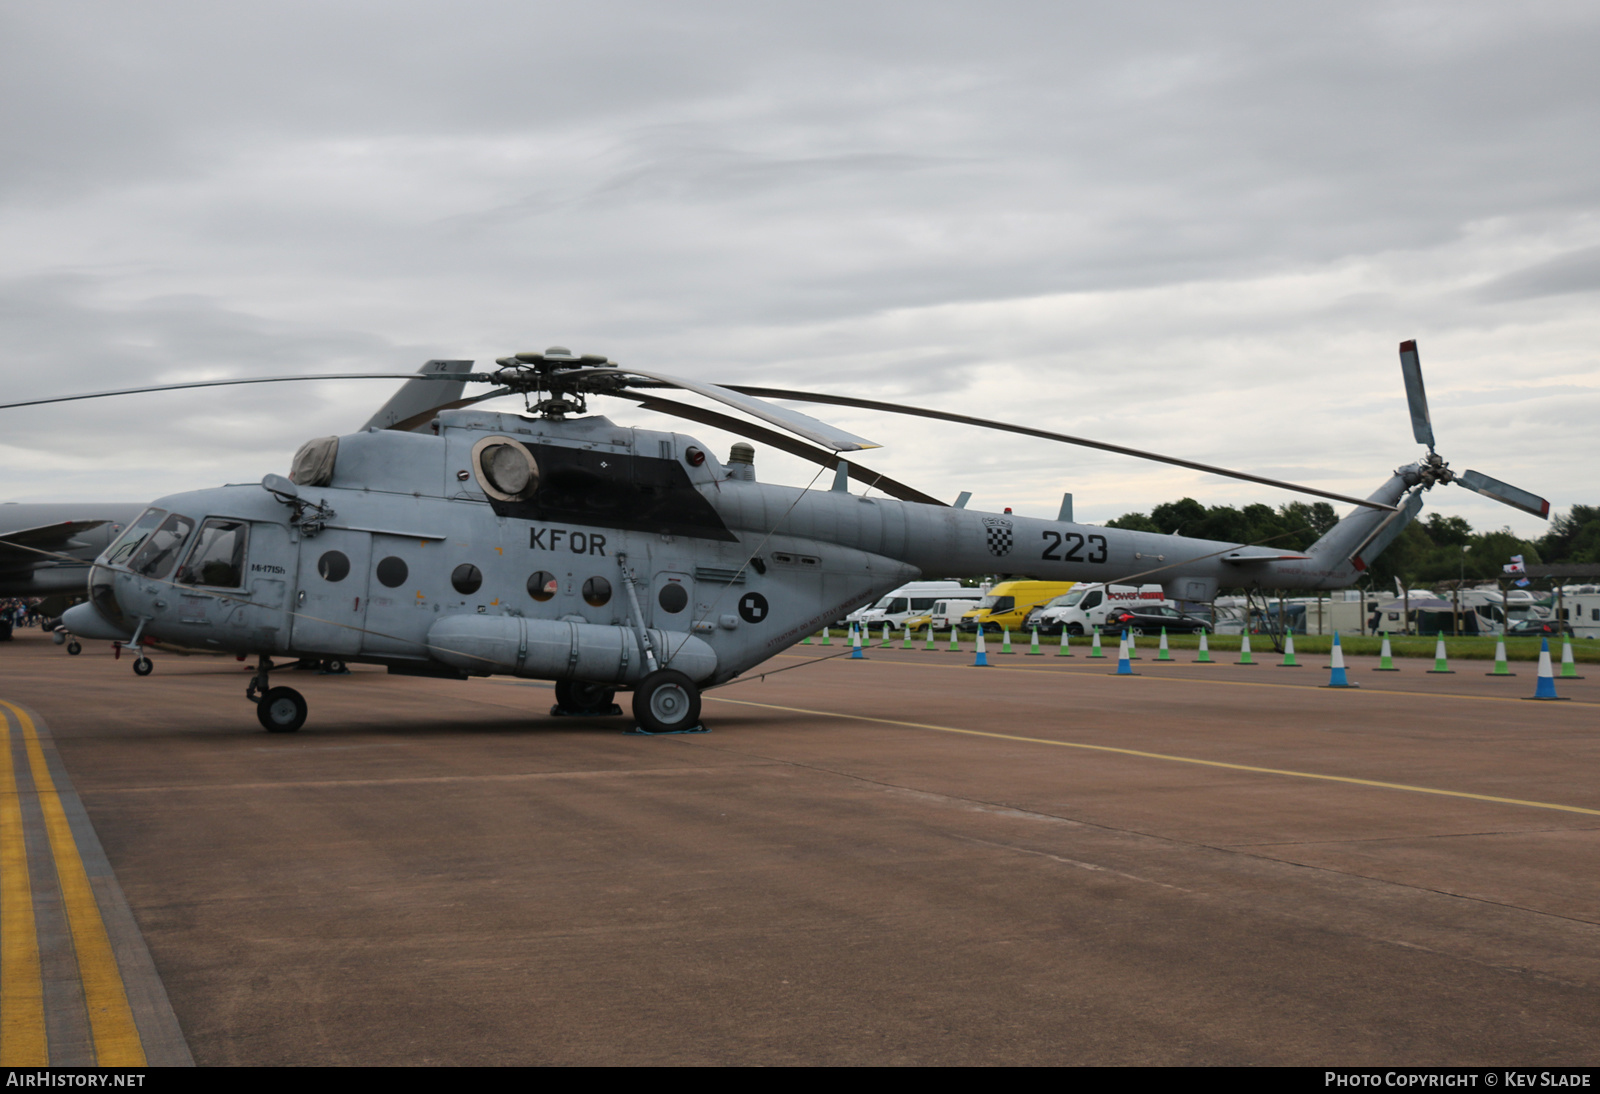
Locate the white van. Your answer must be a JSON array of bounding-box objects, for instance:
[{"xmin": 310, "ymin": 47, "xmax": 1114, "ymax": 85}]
[
  {"xmin": 848, "ymin": 581, "xmax": 980, "ymax": 631},
  {"xmin": 1029, "ymin": 583, "xmax": 1169, "ymax": 635}
]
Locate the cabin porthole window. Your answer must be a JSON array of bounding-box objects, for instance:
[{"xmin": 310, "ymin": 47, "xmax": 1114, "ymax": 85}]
[
  {"xmin": 376, "ymin": 556, "xmax": 409, "ymax": 588},
  {"xmin": 658, "ymin": 583, "xmax": 688, "ymax": 614},
  {"xmin": 318, "ymin": 551, "xmax": 350, "ymax": 582},
  {"xmin": 452, "ymin": 564, "xmax": 483, "ymax": 595},
  {"xmin": 527, "ymin": 571, "xmax": 557, "ymax": 602},
  {"xmin": 582, "ymin": 577, "xmax": 612, "ymax": 607}
]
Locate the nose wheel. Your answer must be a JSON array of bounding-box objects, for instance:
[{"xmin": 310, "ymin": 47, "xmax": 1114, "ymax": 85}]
[
  {"xmin": 132, "ymin": 656, "xmax": 153, "ymax": 676},
  {"xmin": 256, "ymin": 687, "xmax": 308, "ymax": 733}
]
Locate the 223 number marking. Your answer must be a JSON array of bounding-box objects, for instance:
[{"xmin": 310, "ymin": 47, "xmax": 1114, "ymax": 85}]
[{"xmin": 1041, "ymin": 530, "xmax": 1108, "ymax": 564}]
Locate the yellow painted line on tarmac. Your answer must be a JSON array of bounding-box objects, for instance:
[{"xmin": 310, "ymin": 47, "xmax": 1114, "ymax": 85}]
[
  {"xmin": 785, "ymin": 652, "xmax": 1600, "ymax": 708},
  {"xmin": 0, "ymin": 700, "xmax": 145, "ymax": 1066},
  {"xmin": 706, "ymin": 695, "xmax": 1600, "ymax": 819},
  {"xmin": 0, "ymin": 706, "xmax": 47, "ymax": 1065}
]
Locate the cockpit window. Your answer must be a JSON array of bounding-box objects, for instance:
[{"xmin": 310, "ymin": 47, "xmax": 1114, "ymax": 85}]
[
  {"xmin": 102, "ymin": 508, "xmax": 166, "ymax": 567},
  {"xmin": 129, "ymin": 513, "xmax": 195, "ymax": 580},
  {"xmin": 176, "ymin": 519, "xmax": 249, "ymax": 588}
]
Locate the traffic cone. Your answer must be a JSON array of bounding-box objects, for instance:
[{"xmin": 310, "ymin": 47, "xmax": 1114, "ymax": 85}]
[
  {"xmin": 801, "ymin": 632, "xmax": 813, "ymax": 645},
  {"xmin": 1088, "ymin": 628, "xmax": 1105, "ymax": 659},
  {"xmin": 1057, "ymin": 631, "xmax": 1073, "ymax": 657},
  {"xmin": 1373, "ymin": 631, "xmax": 1398, "ymax": 671},
  {"xmin": 1322, "ymin": 631, "xmax": 1359, "ymax": 688},
  {"xmin": 881, "ymin": 623, "xmax": 893, "ymax": 648},
  {"xmin": 1127, "ymin": 631, "xmax": 1141, "ymax": 659},
  {"xmin": 948, "ymin": 628, "xmax": 961, "ymax": 653},
  {"xmin": 1278, "ymin": 633, "xmax": 1301, "ymax": 667},
  {"xmin": 1001, "ymin": 627, "xmax": 1014, "ymax": 654},
  {"xmin": 1524, "ymin": 639, "xmax": 1566, "ymax": 701},
  {"xmin": 974, "ymin": 627, "xmax": 989, "ymax": 667},
  {"xmin": 1027, "ymin": 627, "xmax": 1043, "ymax": 655},
  {"xmin": 1427, "ymin": 637, "xmax": 1454, "ymax": 674},
  {"xmin": 901, "ymin": 625, "xmax": 913, "ymax": 649},
  {"xmin": 1238, "ymin": 633, "xmax": 1256, "ymax": 665},
  {"xmin": 1195, "ymin": 632, "xmax": 1215, "ymax": 663},
  {"xmin": 1115, "ymin": 630, "xmax": 1137, "ymax": 675},
  {"xmin": 820, "ymin": 627, "xmax": 831, "ymax": 646},
  {"xmin": 1156, "ymin": 628, "xmax": 1173, "ymax": 661},
  {"xmin": 1486, "ymin": 638, "xmax": 1515, "ymax": 677},
  {"xmin": 923, "ymin": 625, "xmax": 937, "ymax": 651},
  {"xmin": 851, "ymin": 627, "xmax": 864, "ymax": 659},
  {"xmin": 1560, "ymin": 636, "xmax": 1584, "ymax": 679}
]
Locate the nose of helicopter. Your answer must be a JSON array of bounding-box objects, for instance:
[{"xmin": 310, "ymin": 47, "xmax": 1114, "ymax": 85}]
[{"xmin": 62, "ymin": 599, "xmax": 133, "ymax": 641}]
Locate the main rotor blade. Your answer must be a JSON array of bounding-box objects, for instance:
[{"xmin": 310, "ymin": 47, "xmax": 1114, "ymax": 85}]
[
  {"xmin": 1457, "ymin": 470, "xmax": 1551, "ymax": 519},
  {"xmin": 555, "ymin": 365, "xmax": 880, "ymax": 453},
  {"xmin": 383, "ymin": 388, "xmax": 516, "ymax": 433},
  {"xmin": 613, "ymin": 391, "xmax": 946, "ymax": 507},
  {"xmin": 1398, "ymin": 340, "xmax": 1436, "ymax": 450},
  {"xmin": 723, "ymin": 385, "xmax": 1396, "ymax": 512},
  {"xmin": 0, "ymin": 372, "xmax": 494, "ymax": 412}
]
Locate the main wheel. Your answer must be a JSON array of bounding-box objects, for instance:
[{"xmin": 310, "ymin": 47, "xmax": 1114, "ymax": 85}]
[
  {"xmin": 256, "ymin": 687, "xmax": 308, "ymax": 733},
  {"xmin": 132, "ymin": 657, "xmax": 153, "ymax": 676},
  {"xmin": 555, "ymin": 679, "xmax": 617, "ymax": 714},
  {"xmin": 631, "ymin": 670, "xmax": 701, "ymax": 733}
]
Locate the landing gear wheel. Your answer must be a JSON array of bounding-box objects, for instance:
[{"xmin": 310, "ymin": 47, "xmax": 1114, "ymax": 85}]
[
  {"xmin": 132, "ymin": 657, "xmax": 153, "ymax": 676},
  {"xmin": 631, "ymin": 670, "xmax": 701, "ymax": 733},
  {"xmin": 322, "ymin": 659, "xmax": 347, "ymax": 674},
  {"xmin": 256, "ymin": 687, "xmax": 308, "ymax": 733},
  {"xmin": 555, "ymin": 679, "xmax": 618, "ymax": 715},
  {"xmin": 66, "ymin": 640, "xmax": 82, "ymax": 655}
]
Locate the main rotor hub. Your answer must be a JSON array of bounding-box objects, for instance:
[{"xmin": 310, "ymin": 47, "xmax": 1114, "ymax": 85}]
[{"xmin": 491, "ymin": 346, "xmax": 620, "ymax": 418}]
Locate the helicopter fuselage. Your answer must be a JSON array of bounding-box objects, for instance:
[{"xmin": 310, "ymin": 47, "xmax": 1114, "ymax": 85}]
[{"xmin": 64, "ymin": 408, "xmax": 1418, "ymax": 722}]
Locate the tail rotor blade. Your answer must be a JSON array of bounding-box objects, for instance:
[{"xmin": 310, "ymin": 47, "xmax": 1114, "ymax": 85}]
[
  {"xmin": 1398, "ymin": 340, "xmax": 1436, "ymax": 449},
  {"xmin": 1457, "ymin": 470, "xmax": 1551, "ymax": 519}
]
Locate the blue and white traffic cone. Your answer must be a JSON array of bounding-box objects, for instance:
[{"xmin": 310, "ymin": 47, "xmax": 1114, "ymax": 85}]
[
  {"xmin": 974, "ymin": 627, "xmax": 989, "ymax": 667},
  {"xmin": 851, "ymin": 626, "xmax": 864, "ymax": 659},
  {"xmin": 1322, "ymin": 631, "xmax": 1359, "ymax": 688},
  {"xmin": 1115, "ymin": 630, "xmax": 1137, "ymax": 675},
  {"xmin": 1527, "ymin": 639, "xmax": 1566, "ymax": 701}
]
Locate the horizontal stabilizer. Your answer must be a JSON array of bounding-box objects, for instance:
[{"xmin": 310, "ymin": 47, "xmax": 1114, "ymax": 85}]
[
  {"xmin": 1221, "ymin": 551, "xmax": 1310, "ymax": 565},
  {"xmin": 0, "ymin": 520, "xmax": 108, "ymax": 554}
]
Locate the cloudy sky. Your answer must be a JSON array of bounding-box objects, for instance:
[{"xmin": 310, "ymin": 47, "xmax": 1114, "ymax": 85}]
[{"xmin": 3, "ymin": 1, "xmax": 1596, "ymax": 539}]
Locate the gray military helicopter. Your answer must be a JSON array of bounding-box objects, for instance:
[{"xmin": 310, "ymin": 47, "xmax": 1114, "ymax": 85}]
[{"xmin": 9, "ymin": 340, "xmax": 1544, "ymax": 734}]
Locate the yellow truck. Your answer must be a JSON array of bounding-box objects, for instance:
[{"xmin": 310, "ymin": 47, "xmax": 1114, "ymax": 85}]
[{"xmin": 957, "ymin": 581, "xmax": 1077, "ymax": 634}]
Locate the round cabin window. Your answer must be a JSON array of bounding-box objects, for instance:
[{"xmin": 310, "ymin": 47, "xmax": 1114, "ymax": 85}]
[
  {"xmin": 451, "ymin": 564, "xmax": 483, "ymax": 595},
  {"xmin": 657, "ymin": 582, "xmax": 688, "ymax": 614},
  {"xmin": 582, "ymin": 577, "xmax": 611, "ymax": 607},
  {"xmin": 317, "ymin": 550, "xmax": 350, "ymax": 582},
  {"xmin": 376, "ymin": 556, "xmax": 409, "ymax": 588},
  {"xmin": 527, "ymin": 571, "xmax": 557, "ymax": 602}
]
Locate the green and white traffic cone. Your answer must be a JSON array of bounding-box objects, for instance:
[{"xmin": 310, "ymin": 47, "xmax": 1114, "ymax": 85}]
[
  {"xmin": 923, "ymin": 625, "xmax": 937, "ymax": 651},
  {"xmin": 1427, "ymin": 637, "xmax": 1454, "ymax": 674},
  {"xmin": 1156, "ymin": 628, "xmax": 1173, "ymax": 661},
  {"xmin": 801, "ymin": 632, "xmax": 813, "ymax": 645},
  {"xmin": 1088, "ymin": 628, "xmax": 1105, "ymax": 659},
  {"xmin": 878, "ymin": 623, "xmax": 891, "ymax": 648},
  {"xmin": 948, "ymin": 628, "xmax": 961, "ymax": 653},
  {"xmin": 1001, "ymin": 627, "xmax": 1014, "ymax": 654},
  {"xmin": 1238, "ymin": 633, "xmax": 1256, "ymax": 665},
  {"xmin": 1057, "ymin": 631, "xmax": 1073, "ymax": 657},
  {"xmin": 1195, "ymin": 632, "xmax": 1215, "ymax": 663},
  {"xmin": 1278, "ymin": 632, "xmax": 1301, "ymax": 667},
  {"xmin": 1560, "ymin": 636, "xmax": 1584, "ymax": 679},
  {"xmin": 901, "ymin": 625, "xmax": 913, "ymax": 649},
  {"xmin": 1027, "ymin": 627, "xmax": 1043, "ymax": 655},
  {"xmin": 1373, "ymin": 631, "xmax": 1398, "ymax": 671},
  {"xmin": 820, "ymin": 627, "xmax": 831, "ymax": 647},
  {"xmin": 1127, "ymin": 631, "xmax": 1141, "ymax": 659},
  {"xmin": 1486, "ymin": 637, "xmax": 1515, "ymax": 676}
]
